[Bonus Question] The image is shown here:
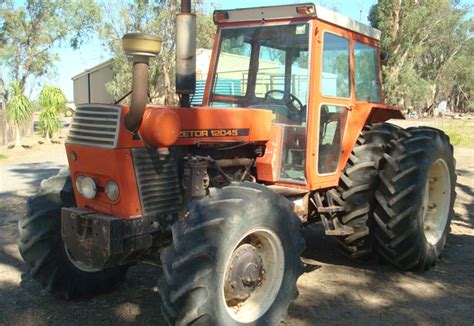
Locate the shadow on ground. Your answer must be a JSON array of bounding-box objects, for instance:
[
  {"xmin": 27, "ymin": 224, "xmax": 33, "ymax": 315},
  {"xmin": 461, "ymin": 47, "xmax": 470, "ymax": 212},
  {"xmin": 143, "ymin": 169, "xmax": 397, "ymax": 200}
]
[
  {"xmin": 0, "ymin": 191, "xmax": 166, "ymax": 325},
  {"xmin": 6, "ymin": 162, "xmax": 64, "ymax": 191},
  {"xmin": 0, "ymin": 162, "xmax": 472, "ymax": 325}
]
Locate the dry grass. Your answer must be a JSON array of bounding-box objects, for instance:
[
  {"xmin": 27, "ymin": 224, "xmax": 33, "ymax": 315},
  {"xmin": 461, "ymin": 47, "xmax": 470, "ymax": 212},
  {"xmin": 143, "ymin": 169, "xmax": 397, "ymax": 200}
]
[
  {"xmin": 432, "ymin": 119, "xmax": 474, "ymax": 148},
  {"xmin": 391, "ymin": 118, "xmax": 474, "ymax": 148}
]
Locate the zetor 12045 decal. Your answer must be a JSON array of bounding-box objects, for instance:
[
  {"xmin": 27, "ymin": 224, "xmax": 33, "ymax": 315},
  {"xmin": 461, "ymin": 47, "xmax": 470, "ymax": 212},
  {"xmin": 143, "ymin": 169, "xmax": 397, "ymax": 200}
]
[{"xmin": 179, "ymin": 128, "xmax": 250, "ymax": 138}]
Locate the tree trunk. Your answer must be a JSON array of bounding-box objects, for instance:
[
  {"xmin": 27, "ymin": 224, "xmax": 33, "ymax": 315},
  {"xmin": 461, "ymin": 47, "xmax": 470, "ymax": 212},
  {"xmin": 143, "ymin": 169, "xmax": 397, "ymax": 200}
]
[
  {"xmin": 391, "ymin": 0, "xmax": 402, "ymax": 42},
  {"xmin": 45, "ymin": 131, "xmax": 51, "ymax": 144},
  {"xmin": 14, "ymin": 126, "xmax": 23, "ymax": 149},
  {"xmin": 162, "ymin": 63, "xmax": 173, "ymax": 105}
]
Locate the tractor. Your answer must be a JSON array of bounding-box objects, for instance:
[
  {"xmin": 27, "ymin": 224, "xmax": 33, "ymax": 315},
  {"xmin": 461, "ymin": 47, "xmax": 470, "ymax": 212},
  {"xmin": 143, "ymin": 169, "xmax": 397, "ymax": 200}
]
[{"xmin": 19, "ymin": 2, "xmax": 456, "ymax": 325}]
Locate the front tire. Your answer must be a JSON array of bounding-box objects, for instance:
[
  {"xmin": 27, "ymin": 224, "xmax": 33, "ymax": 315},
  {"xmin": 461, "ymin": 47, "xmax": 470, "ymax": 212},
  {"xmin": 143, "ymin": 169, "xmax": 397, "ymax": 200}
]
[
  {"xmin": 374, "ymin": 127, "xmax": 456, "ymax": 270},
  {"xmin": 158, "ymin": 182, "xmax": 305, "ymax": 325},
  {"xmin": 18, "ymin": 170, "xmax": 128, "ymax": 299}
]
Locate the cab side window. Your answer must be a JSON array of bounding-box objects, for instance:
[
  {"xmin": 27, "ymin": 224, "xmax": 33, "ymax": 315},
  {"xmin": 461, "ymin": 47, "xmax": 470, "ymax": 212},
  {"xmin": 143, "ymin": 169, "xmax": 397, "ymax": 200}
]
[
  {"xmin": 321, "ymin": 33, "xmax": 350, "ymax": 98},
  {"xmin": 318, "ymin": 105, "xmax": 348, "ymax": 174},
  {"xmin": 354, "ymin": 42, "xmax": 381, "ymax": 102}
]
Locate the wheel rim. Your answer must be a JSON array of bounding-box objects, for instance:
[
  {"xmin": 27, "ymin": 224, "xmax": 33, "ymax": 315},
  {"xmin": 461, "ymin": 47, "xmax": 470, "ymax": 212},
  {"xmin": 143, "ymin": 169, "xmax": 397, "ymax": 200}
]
[
  {"xmin": 222, "ymin": 228, "xmax": 285, "ymax": 323},
  {"xmin": 422, "ymin": 159, "xmax": 451, "ymax": 245},
  {"xmin": 64, "ymin": 244, "xmax": 102, "ymax": 273}
]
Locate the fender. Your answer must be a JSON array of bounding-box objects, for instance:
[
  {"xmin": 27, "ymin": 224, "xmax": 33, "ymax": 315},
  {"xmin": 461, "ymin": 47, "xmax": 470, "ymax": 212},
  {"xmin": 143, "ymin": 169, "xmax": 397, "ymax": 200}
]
[{"xmin": 367, "ymin": 105, "xmax": 405, "ymax": 123}]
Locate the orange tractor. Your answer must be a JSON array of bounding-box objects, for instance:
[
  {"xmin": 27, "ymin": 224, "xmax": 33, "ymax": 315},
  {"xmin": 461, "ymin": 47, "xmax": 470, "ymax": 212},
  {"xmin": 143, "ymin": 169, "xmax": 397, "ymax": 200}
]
[{"xmin": 19, "ymin": 2, "xmax": 456, "ymax": 325}]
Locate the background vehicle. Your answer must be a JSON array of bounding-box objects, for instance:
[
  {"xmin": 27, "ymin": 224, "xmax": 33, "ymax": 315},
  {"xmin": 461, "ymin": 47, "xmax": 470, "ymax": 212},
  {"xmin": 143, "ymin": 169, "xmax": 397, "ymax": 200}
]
[{"xmin": 18, "ymin": 2, "xmax": 456, "ymax": 324}]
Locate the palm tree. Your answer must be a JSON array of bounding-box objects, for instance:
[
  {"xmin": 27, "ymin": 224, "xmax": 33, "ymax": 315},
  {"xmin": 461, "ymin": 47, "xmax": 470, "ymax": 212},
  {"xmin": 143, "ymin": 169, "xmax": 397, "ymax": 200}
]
[
  {"xmin": 38, "ymin": 86, "xmax": 66, "ymax": 143},
  {"xmin": 6, "ymin": 82, "xmax": 33, "ymax": 149}
]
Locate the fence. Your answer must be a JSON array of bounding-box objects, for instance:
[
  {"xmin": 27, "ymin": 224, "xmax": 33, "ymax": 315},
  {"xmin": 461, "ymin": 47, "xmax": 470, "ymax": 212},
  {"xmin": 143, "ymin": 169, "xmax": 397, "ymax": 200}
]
[{"xmin": 191, "ymin": 72, "xmax": 309, "ymax": 106}]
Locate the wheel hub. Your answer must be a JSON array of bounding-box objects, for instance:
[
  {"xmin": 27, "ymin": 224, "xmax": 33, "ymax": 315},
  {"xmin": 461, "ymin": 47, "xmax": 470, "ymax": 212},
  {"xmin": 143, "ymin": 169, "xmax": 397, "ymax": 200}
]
[
  {"xmin": 422, "ymin": 158, "xmax": 451, "ymax": 245},
  {"xmin": 224, "ymin": 243, "xmax": 263, "ymax": 301}
]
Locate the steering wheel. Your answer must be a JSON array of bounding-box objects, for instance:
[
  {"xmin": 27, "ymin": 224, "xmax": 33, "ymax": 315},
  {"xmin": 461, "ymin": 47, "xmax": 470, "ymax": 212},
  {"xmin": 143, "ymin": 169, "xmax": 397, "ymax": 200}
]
[{"xmin": 264, "ymin": 90, "xmax": 305, "ymax": 123}]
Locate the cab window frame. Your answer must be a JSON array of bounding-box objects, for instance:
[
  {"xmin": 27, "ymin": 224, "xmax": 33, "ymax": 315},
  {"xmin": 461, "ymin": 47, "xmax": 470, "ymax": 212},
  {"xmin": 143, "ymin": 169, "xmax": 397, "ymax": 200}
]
[
  {"xmin": 353, "ymin": 40, "xmax": 382, "ymax": 103},
  {"xmin": 351, "ymin": 32, "xmax": 384, "ymax": 103},
  {"xmin": 207, "ymin": 22, "xmax": 312, "ymax": 111},
  {"xmin": 315, "ymin": 103, "xmax": 350, "ymax": 176},
  {"xmin": 320, "ymin": 31, "xmax": 352, "ymax": 100}
]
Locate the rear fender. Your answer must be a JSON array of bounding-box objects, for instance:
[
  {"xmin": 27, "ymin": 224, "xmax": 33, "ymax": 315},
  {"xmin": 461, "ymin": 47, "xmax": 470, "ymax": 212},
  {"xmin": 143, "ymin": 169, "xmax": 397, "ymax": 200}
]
[{"xmin": 367, "ymin": 105, "xmax": 405, "ymax": 123}]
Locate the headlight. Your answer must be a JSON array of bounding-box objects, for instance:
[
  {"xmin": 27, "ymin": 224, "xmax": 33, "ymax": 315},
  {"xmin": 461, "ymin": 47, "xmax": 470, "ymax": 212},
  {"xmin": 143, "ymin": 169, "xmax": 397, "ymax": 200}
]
[
  {"xmin": 75, "ymin": 176, "xmax": 97, "ymax": 199},
  {"xmin": 105, "ymin": 180, "xmax": 120, "ymax": 202}
]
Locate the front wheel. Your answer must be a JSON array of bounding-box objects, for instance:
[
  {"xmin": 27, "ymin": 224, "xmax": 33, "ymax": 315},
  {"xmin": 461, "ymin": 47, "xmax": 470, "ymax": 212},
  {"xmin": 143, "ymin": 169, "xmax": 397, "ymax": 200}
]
[
  {"xmin": 158, "ymin": 182, "xmax": 305, "ymax": 325},
  {"xmin": 19, "ymin": 170, "xmax": 128, "ymax": 299}
]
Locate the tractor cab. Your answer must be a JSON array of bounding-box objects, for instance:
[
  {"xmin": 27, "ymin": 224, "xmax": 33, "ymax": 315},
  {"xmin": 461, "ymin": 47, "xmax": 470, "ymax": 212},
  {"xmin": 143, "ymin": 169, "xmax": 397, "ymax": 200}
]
[
  {"xmin": 208, "ymin": 22, "xmax": 310, "ymax": 183},
  {"xmin": 201, "ymin": 4, "xmax": 402, "ymax": 190}
]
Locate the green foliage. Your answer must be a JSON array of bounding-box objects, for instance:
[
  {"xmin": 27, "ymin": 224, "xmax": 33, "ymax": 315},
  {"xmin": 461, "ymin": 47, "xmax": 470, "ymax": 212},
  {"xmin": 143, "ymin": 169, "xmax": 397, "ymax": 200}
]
[
  {"xmin": 39, "ymin": 86, "xmax": 67, "ymax": 111},
  {"xmin": 0, "ymin": 0, "xmax": 101, "ymax": 99},
  {"xmin": 6, "ymin": 82, "xmax": 33, "ymax": 127},
  {"xmin": 100, "ymin": 0, "xmax": 215, "ymax": 105},
  {"xmin": 369, "ymin": 0, "xmax": 473, "ymax": 112},
  {"xmin": 38, "ymin": 86, "xmax": 67, "ymax": 140},
  {"xmin": 0, "ymin": 153, "xmax": 7, "ymax": 160}
]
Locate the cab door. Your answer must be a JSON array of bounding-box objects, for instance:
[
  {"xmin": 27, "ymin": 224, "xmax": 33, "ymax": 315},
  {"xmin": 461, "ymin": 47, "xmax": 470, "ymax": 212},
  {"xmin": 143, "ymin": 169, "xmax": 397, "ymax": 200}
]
[{"xmin": 306, "ymin": 21, "xmax": 354, "ymax": 189}]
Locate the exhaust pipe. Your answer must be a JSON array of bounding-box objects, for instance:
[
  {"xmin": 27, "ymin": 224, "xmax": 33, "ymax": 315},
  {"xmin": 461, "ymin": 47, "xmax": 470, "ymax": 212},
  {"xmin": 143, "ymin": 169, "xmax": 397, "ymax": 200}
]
[
  {"xmin": 122, "ymin": 33, "xmax": 161, "ymax": 132},
  {"xmin": 176, "ymin": 0, "xmax": 196, "ymax": 107}
]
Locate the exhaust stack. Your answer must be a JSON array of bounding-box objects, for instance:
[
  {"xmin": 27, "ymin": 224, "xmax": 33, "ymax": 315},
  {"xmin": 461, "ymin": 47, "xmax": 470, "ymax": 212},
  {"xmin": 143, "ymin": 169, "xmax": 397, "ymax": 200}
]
[
  {"xmin": 176, "ymin": 0, "xmax": 196, "ymax": 107},
  {"xmin": 122, "ymin": 33, "xmax": 161, "ymax": 132}
]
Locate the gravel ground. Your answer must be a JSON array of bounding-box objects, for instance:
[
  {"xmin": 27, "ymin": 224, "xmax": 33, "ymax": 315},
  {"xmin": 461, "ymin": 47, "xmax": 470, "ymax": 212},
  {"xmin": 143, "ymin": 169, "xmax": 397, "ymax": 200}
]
[{"xmin": 0, "ymin": 138, "xmax": 473, "ymax": 325}]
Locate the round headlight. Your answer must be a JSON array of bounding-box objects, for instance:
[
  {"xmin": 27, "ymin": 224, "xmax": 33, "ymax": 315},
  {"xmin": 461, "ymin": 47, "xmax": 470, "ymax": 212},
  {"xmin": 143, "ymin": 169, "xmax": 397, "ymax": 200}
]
[
  {"xmin": 75, "ymin": 176, "xmax": 97, "ymax": 199},
  {"xmin": 105, "ymin": 180, "xmax": 120, "ymax": 202}
]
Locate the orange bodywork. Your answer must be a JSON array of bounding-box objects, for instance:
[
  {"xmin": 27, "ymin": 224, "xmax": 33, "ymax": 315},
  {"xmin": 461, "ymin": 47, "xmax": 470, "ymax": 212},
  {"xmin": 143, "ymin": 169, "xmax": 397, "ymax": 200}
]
[
  {"xmin": 66, "ymin": 105, "xmax": 272, "ymax": 218},
  {"xmin": 149, "ymin": 106, "xmax": 273, "ymax": 146},
  {"xmin": 67, "ymin": 13, "xmax": 404, "ymax": 219},
  {"xmin": 66, "ymin": 145, "xmax": 143, "ymax": 218}
]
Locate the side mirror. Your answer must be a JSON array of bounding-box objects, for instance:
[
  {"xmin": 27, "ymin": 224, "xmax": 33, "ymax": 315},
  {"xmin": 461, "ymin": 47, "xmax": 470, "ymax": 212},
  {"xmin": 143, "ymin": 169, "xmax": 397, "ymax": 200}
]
[
  {"xmin": 122, "ymin": 33, "xmax": 162, "ymax": 57},
  {"xmin": 380, "ymin": 50, "xmax": 389, "ymax": 64}
]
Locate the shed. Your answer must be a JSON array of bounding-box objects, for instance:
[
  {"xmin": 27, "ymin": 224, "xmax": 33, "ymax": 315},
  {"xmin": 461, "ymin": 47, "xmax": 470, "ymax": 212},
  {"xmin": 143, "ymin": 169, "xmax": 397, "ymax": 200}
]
[{"xmin": 72, "ymin": 59, "xmax": 114, "ymax": 105}]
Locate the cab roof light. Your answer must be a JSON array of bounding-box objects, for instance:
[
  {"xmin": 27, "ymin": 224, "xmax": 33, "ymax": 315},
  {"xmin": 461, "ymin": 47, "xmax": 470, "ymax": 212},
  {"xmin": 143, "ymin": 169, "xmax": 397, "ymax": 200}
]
[
  {"xmin": 213, "ymin": 10, "xmax": 229, "ymax": 23},
  {"xmin": 296, "ymin": 5, "xmax": 316, "ymax": 16}
]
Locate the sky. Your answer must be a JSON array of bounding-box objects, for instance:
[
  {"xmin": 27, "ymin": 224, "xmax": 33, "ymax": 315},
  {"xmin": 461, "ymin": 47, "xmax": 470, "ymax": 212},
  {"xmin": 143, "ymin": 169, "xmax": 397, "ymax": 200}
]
[{"xmin": 47, "ymin": 0, "xmax": 377, "ymax": 101}]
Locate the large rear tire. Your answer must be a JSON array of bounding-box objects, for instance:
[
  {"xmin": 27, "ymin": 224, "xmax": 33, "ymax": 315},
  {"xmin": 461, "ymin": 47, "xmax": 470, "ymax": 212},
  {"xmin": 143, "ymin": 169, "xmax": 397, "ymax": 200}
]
[
  {"xmin": 330, "ymin": 123, "xmax": 406, "ymax": 259},
  {"xmin": 374, "ymin": 127, "xmax": 456, "ymax": 270},
  {"xmin": 18, "ymin": 169, "xmax": 128, "ymax": 299},
  {"xmin": 158, "ymin": 182, "xmax": 305, "ymax": 325}
]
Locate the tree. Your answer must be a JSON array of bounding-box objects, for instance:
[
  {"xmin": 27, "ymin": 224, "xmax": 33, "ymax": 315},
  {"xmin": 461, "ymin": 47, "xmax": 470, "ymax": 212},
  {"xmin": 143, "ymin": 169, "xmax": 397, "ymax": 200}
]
[
  {"xmin": 437, "ymin": 36, "xmax": 474, "ymax": 112},
  {"xmin": 369, "ymin": 0, "xmax": 473, "ymax": 113},
  {"xmin": 100, "ymin": 0, "xmax": 215, "ymax": 105},
  {"xmin": 0, "ymin": 0, "xmax": 101, "ymax": 103},
  {"xmin": 6, "ymin": 82, "xmax": 33, "ymax": 149},
  {"xmin": 38, "ymin": 86, "xmax": 67, "ymax": 143}
]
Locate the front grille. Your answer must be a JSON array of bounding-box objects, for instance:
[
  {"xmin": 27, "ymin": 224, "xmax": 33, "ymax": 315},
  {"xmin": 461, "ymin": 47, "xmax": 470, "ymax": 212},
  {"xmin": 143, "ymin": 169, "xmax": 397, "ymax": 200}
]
[
  {"xmin": 132, "ymin": 148, "xmax": 182, "ymax": 217},
  {"xmin": 67, "ymin": 105, "xmax": 121, "ymax": 148}
]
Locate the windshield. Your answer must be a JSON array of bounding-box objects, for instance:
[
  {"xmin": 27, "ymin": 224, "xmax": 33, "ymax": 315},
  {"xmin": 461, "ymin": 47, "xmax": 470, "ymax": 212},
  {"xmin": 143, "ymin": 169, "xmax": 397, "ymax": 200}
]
[
  {"xmin": 210, "ymin": 23, "xmax": 310, "ymax": 126},
  {"xmin": 210, "ymin": 23, "xmax": 310, "ymax": 183}
]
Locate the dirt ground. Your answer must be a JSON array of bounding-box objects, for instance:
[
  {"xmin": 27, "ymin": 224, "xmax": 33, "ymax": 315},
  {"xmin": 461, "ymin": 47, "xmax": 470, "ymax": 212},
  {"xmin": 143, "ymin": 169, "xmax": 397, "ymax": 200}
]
[{"xmin": 0, "ymin": 126, "xmax": 473, "ymax": 325}]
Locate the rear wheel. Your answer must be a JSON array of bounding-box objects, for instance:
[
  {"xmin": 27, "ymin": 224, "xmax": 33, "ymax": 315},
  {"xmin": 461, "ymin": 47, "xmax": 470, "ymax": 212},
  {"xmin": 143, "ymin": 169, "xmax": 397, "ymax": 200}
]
[
  {"xmin": 19, "ymin": 170, "xmax": 128, "ymax": 299},
  {"xmin": 330, "ymin": 123, "xmax": 406, "ymax": 259},
  {"xmin": 158, "ymin": 182, "xmax": 305, "ymax": 325},
  {"xmin": 374, "ymin": 127, "xmax": 456, "ymax": 270}
]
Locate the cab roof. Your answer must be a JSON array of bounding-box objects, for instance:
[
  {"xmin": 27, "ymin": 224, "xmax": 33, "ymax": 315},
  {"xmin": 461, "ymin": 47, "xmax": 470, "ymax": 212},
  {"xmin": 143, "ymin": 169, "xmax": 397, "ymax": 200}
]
[{"xmin": 213, "ymin": 3, "xmax": 381, "ymax": 41}]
